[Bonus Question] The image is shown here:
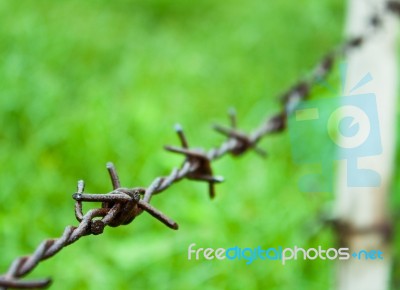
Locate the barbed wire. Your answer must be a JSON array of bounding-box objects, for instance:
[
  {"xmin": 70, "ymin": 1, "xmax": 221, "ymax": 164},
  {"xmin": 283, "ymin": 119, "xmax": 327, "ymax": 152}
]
[{"xmin": 1, "ymin": 2, "xmax": 399, "ymax": 289}]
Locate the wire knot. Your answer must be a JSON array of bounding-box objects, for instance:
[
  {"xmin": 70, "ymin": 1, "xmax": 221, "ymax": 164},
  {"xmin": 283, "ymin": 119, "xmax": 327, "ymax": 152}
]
[
  {"xmin": 72, "ymin": 163, "xmax": 178, "ymax": 232},
  {"xmin": 165, "ymin": 124, "xmax": 223, "ymax": 198},
  {"xmin": 214, "ymin": 108, "xmax": 267, "ymax": 157}
]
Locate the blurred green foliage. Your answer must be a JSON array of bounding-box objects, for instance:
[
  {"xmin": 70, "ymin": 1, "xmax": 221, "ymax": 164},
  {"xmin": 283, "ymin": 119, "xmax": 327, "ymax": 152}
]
[{"xmin": 1, "ymin": 0, "xmax": 398, "ymax": 290}]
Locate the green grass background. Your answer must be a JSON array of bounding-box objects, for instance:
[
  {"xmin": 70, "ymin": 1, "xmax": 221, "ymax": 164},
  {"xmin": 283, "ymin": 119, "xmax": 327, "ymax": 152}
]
[{"xmin": 0, "ymin": 0, "xmax": 398, "ymax": 289}]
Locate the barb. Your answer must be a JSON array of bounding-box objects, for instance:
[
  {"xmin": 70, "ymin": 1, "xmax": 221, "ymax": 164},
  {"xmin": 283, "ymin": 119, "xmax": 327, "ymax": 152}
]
[{"xmin": 1, "ymin": 2, "xmax": 399, "ymax": 288}]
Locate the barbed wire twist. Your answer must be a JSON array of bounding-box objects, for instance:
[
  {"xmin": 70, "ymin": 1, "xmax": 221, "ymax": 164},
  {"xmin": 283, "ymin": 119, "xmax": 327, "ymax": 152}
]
[{"xmin": 1, "ymin": 2, "xmax": 399, "ymax": 289}]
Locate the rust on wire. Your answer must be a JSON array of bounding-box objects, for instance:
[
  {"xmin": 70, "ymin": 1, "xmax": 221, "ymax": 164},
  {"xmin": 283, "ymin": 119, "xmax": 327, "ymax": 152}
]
[
  {"xmin": 164, "ymin": 124, "xmax": 224, "ymax": 199},
  {"xmin": 1, "ymin": 3, "xmax": 397, "ymax": 289}
]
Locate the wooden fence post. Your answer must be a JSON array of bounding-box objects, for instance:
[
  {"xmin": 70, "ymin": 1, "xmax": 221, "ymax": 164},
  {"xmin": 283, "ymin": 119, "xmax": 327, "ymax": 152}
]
[{"xmin": 335, "ymin": 0, "xmax": 398, "ymax": 289}]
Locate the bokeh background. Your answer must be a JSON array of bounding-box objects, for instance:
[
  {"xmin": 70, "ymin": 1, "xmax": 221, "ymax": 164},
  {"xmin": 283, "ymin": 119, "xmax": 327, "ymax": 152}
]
[{"xmin": 0, "ymin": 0, "xmax": 399, "ymax": 289}]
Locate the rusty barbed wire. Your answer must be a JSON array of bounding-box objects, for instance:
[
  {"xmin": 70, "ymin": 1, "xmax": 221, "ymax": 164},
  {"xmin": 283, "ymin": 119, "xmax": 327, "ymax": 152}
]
[{"xmin": 1, "ymin": 2, "xmax": 400, "ymax": 289}]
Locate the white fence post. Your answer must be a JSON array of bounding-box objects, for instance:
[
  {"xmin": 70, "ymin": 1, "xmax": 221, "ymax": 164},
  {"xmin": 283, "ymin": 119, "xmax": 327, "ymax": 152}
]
[{"xmin": 335, "ymin": 0, "xmax": 398, "ymax": 289}]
